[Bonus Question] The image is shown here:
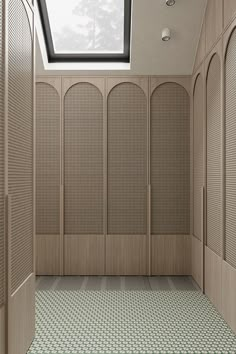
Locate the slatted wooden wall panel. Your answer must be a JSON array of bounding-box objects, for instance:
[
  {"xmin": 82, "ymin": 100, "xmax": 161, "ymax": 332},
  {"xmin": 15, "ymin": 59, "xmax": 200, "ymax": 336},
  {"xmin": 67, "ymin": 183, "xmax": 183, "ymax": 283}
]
[
  {"xmin": 151, "ymin": 83, "xmax": 190, "ymax": 234},
  {"xmin": 225, "ymin": 28, "xmax": 236, "ymax": 269},
  {"xmin": 107, "ymin": 83, "xmax": 147, "ymax": 235},
  {"xmin": 206, "ymin": 54, "xmax": 222, "ymax": 256},
  {"xmin": 36, "ymin": 83, "xmax": 60, "ymax": 235},
  {"xmin": 0, "ymin": 0, "xmax": 4, "ymax": 307},
  {"xmin": 64, "ymin": 83, "xmax": 103, "ymax": 235},
  {"xmin": 8, "ymin": 0, "xmax": 33, "ymax": 294},
  {"xmin": 193, "ymin": 74, "xmax": 204, "ymax": 240}
]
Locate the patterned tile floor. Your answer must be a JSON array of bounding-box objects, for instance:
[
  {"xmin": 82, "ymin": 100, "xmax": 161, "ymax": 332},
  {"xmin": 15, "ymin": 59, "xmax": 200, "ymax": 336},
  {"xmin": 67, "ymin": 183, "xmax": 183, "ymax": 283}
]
[{"xmin": 28, "ymin": 277, "xmax": 236, "ymax": 354}]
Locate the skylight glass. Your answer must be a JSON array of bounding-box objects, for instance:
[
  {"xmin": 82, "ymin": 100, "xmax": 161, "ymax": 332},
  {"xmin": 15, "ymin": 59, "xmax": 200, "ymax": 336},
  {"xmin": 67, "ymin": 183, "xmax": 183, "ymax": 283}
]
[{"xmin": 45, "ymin": 0, "xmax": 125, "ymax": 54}]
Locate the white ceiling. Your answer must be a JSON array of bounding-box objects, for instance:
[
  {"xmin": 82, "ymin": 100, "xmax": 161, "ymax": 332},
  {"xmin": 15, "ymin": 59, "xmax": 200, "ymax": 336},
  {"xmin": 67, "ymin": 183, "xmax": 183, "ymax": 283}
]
[{"xmin": 36, "ymin": 0, "xmax": 207, "ymax": 76}]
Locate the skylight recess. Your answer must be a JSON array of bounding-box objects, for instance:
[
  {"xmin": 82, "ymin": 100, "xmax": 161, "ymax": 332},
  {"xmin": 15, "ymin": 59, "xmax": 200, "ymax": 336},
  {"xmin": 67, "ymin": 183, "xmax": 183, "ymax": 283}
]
[{"xmin": 37, "ymin": 0, "xmax": 132, "ymax": 62}]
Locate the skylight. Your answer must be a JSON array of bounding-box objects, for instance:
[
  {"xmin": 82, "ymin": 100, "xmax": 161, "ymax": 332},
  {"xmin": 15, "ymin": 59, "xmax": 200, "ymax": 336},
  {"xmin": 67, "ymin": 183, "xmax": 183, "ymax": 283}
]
[{"xmin": 37, "ymin": 0, "xmax": 132, "ymax": 62}]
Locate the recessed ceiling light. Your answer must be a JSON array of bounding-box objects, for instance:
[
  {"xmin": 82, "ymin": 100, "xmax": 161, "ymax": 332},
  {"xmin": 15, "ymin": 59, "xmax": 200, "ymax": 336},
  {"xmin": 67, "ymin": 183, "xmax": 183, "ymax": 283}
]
[
  {"xmin": 166, "ymin": 0, "xmax": 176, "ymax": 6},
  {"xmin": 162, "ymin": 28, "xmax": 171, "ymax": 41}
]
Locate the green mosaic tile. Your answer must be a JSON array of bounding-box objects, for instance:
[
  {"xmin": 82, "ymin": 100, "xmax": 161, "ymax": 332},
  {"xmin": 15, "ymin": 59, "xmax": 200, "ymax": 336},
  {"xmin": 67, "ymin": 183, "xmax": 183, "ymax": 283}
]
[{"xmin": 28, "ymin": 290, "xmax": 236, "ymax": 354}]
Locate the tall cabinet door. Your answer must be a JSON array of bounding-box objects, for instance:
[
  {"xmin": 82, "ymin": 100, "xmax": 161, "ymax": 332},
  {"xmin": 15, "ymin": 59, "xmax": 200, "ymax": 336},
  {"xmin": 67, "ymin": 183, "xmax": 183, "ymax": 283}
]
[
  {"xmin": 0, "ymin": 0, "xmax": 5, "ymax": 352},
  {"xmin": 206, "ymin": 54, "xmax": 222, "ymax": 255},
  {"xmin": 106, "ymin": 80, "xmax": 148, "ymax": 275},
  {"xmin": 36, "ymin": 79, "xmax": 61, "ymax": 275},
  {"xmin": 64, "ymin": 80, "xmax": 104, "ymax": 275},
  {"xmin": 7, "ymin": 0, "xmax": 35, "ymax": 353},
  {"xmin": 193, "ymin": 74, "xmax": 204, "ymax": 243},
  {"xmin": 225, "ymin": 28, "xmax": 236, "ymax": 270},
  {"xmin": 192, "ymin": 73, "xmax": 205, "ymax": 288},
  {"xmin": 205, "ymin": 51, "xmax": 222, "ymax": 313},
  {"xmin": 150, "ymin": 81, "xmax": 190, "ymax": 275}
]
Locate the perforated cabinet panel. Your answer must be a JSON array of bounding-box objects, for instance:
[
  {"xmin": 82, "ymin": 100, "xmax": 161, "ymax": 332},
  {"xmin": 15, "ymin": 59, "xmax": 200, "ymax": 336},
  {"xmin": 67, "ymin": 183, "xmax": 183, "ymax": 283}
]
[
  {"xmin": 0, "ymin": 0, "xmax": 4, "ymax": 306},
  {"xmin": 64, "ymin": 83, "xmax": 103, "ymax": 235},
  {"xmin": 225, "ymin": 28, "xmax": 236, "ymax": 269},
  {"xmin": 107, "ymin": 83, "xmax": 147, "ymax": 235},
  {"xmin": 36, "ymin": 83, "xmax": 60, "ymax": 235},
  {"xmin": 193, "ymin": 75, "xmax": 204, "ymax": 240},
  {"xmin": 206, "ymin": 55, "xmax": 222, "ymax": 256},
  {"xmin": 151, "ymin": 83, "xmax": 190, "ymax": 235},
  {"xmin": 8, "ymin": 0, "xmax": 33, "ymax": 294}
]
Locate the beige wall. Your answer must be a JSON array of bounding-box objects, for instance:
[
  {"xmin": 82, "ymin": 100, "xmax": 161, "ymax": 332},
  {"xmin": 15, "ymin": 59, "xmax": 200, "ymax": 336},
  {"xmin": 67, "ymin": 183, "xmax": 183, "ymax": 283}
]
[{"xmin": 192, "ymin": 0, "xmax": 236, "ymax": 335}]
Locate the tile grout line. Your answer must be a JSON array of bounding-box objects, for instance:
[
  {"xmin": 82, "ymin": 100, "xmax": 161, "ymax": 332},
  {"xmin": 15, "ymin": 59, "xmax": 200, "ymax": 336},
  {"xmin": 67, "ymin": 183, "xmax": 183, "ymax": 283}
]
[
  {"xmin": 120, "ymin": 276, "xmax": 125, "ymax": 290},
  {"xmin": 80, "ymin": 276, "xmax": 89, "ymax": 291},
  {"xmin": 167, "ymin": 276, "xmax": 176, "ymax": 290},
  {"xmin": 35, "ymin": 276, "xmax": 42, "ymax": 290},
  {"xmin": 51, "ymin": 277, "xmax": 61, "ymax": 291},
  {"xmin": 101, "ymin": 276, "xmax": 107, "ymax": 290},
  {"xmin": 146, "ymin": 276, "xmax": 152, "ymax": 290}
]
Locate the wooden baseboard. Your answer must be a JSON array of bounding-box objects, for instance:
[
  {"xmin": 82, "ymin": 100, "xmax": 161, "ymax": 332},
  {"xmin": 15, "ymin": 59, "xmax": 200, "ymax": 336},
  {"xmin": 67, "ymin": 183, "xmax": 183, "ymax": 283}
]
[
  {"xmin": 0, "ymin": 305, "xmax": 5, "ymax": 354},
  {"xmin": 64, "ymin": 235, "xmax": 105, "ymax": 275},
  {"xmin": 8, "ymin": 273, "xmax": 35, "ymax": 354},
  {"xmin": 191, "ymin": 235, "xmax": 203, "ymax": 288},
  {"xmin": 205, "ymin": 246, "xmax": 222, "ymax": 311},
  {"xmin": 222, "ymin": 260, "xmax": 236, "ymax": 334},
  {"xmin": 152, "ymin": 235, "xmax": 191, "ymax": 275},
  {"xmin": 36, "ymin": 235, "xmax": 61, "ymax": 275},
  {"xmin": 106, "ymin": 234, "xmax": 147, "ymax": 275}
]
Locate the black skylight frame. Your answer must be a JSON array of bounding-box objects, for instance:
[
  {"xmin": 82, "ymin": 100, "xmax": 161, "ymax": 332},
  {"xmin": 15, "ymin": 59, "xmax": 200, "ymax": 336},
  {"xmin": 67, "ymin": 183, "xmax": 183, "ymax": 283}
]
[{"xmin": 37, "ymin": 0, "xmax": 132, "ymax": 63}]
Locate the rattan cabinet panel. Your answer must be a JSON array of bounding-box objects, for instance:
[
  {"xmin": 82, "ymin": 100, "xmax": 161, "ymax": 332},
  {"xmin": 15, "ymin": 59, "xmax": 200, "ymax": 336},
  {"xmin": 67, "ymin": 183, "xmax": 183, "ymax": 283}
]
[
  {"xmin": 36, "ymin": 83, "xmax": 60, "ymax": 235},
  {"xmin": 225, "ymin": 28, "xmax": 236, "ymax": 269},
  {"xmin": 193, "ymin": 75, "xmax": 204, "ymax": 241},
  {"xmin": 0, "ymin": 0, "xmax": 4, "ymax": 307},
  {"xmin": 206, "ymin": 54, "xmax": 222, "ymax": 256},
  {"xmin": 107, "ymin": 83, "xmax": 147, "ymax": 235},
  {"xmin": 151, "ymin": 83, "xmax": 190, "ymax": 235},
  {"xmin": 64, "ymin": 83, "xmax": 103, "ymax": 235},
  {"xmin": 8, "ymin": 0, "xmax": 33, "ymax": 294}
]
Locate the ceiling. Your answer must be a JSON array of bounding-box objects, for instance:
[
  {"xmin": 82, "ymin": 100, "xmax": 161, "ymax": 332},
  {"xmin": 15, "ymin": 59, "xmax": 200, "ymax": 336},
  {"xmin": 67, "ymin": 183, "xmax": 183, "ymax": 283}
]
[{"xmin": 36, "ymin": 0, "xmax": 207, "ymax": 76}]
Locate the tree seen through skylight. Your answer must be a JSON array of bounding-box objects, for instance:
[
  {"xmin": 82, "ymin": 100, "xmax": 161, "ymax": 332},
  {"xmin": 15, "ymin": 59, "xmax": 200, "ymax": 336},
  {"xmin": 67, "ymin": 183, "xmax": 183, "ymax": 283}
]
[{"xmin": 45, "ymin": 0, "xmax": 125, "ymax": 53}]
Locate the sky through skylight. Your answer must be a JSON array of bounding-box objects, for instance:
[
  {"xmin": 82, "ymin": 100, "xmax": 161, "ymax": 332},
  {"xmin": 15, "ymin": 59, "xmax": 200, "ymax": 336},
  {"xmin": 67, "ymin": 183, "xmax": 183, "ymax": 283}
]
[{"xmin": 45, "ymin": 0, "xmax": 125, "ymax": 54}]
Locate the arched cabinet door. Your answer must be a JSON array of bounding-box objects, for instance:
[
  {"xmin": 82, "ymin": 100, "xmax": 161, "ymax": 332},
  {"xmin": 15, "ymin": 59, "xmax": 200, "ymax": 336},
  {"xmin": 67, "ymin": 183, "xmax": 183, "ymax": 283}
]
[
  {"xmin": 7, "ymin": 0, "xmax": 35, "ymax": 353},
  {"xmin": 36, "ymin": 80, "xmax": 61, "ymax": 275},
  {"xmin": 225, "ymin": 28, "xmax": 236, "ymax": 270},
  {"xmin": 150, "ymin": 81, "xmax": 190, "ymax": 275},
  {"xmin": 151, "ymin": 82, "xmax": 190, "ymax": 235},
  {"xmin": 64, "ymin": 81, "xmax": 104, "ymax": 275},
  {"xmin": 206, "ymin": 54, "xmax": 222, "ymax": 257},
  {"xmin": 0, "ymin": 0, "xmax": 5, "ymax": 351},
  {"xmin": 106, "ymin": 81, "xmax": 147, "ymax": 275},
  {"xmin": 193, "ymin": 74, "xmax": 204, "ymax": 242}
]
